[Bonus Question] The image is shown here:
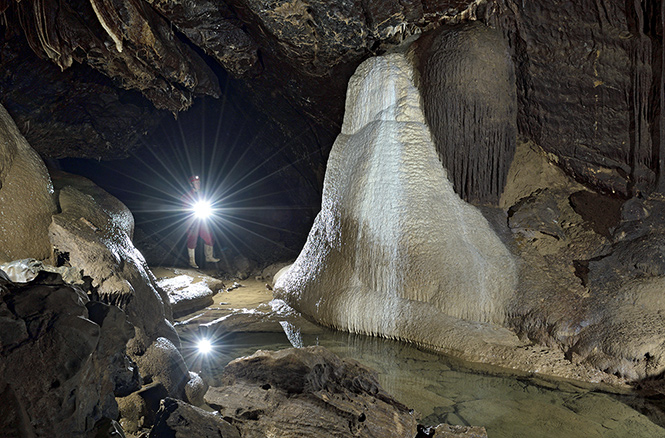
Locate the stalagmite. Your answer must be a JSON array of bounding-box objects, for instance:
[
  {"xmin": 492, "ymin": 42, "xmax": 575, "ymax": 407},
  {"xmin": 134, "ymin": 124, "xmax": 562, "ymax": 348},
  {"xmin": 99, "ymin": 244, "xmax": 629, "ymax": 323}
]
[{"xmin": 275, "ymin": 41, "xmax": 518, "ymax": 346}]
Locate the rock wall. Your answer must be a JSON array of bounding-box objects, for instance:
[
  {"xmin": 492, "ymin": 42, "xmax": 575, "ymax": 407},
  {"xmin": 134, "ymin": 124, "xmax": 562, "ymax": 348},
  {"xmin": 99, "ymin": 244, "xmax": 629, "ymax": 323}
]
[
  {"xmin": 0, "ymin": 104, "xmax": 57, "ymax": 262},
  {"xmin": 275, "ymin": 43, "xmax": 517, "ymax": 341},
  {"xmin": 490, "ymin": 0, "xmax": 661, "ymax": 197}
]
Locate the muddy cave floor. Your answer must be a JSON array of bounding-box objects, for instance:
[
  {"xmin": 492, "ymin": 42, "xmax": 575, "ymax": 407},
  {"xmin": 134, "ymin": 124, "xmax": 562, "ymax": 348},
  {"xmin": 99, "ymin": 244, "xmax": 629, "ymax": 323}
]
[{"xmin": 149, "ymin": 265, "xmax": 665, "ymax": 436}]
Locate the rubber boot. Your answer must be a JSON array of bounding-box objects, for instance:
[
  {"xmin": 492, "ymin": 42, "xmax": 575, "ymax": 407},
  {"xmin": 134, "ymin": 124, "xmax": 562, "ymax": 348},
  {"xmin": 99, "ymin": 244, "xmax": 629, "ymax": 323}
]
[
  {"xmin": 205, "ymin": 244, "xmax": 220, "ymax": 263},
  {"xmin": 188, "ymin": 248, "xmax": 199, "ymax": 269}
]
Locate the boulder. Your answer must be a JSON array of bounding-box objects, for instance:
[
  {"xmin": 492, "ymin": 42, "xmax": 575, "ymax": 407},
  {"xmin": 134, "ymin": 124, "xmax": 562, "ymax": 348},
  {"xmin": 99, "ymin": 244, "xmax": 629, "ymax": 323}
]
[
  {"xmin": 204, "ymin": 346, "xmax": 418, "ymax": 437},
  {"xmin": 150, "ymin": 398, "xmax": 240, "ymax": 438},
  {"xmin": 48, "ymin": 171, "xmax": 184, "ymax": 386},
  {"xmin": 184, "ymin": 371, "xmax": 209, "ymax": 407},
  {"xmin": 117, "ymin": 382, "xmax": 169, "ymax": 435},
  {"xmin": 568, "ymin": 193, "xmax": 665, "ymax": 380},
  {"xmin": 156, "ymin": 272, "xmax": 218, "ymax": 318},
  {"xmin": 133, "ymin": 337, "xmax": 190, "ymax": 400},
  {"xmin": 0, "ymin": 273, "xmax": 136, "ymax": 436},
  {"xmin": 0, "ymin": 103, "xmax": 57, "ymax": 262}
]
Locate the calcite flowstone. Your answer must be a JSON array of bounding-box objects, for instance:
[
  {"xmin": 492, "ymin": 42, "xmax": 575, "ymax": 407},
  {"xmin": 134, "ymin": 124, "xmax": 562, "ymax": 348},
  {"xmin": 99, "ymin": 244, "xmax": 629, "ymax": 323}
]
[
  {"xmin": 205, "ymin": 346, "xmax": 418, "ymax": 437},
  {"xmin": 275, "ymin": 44, "xmax": 517, "ymax": 342}
]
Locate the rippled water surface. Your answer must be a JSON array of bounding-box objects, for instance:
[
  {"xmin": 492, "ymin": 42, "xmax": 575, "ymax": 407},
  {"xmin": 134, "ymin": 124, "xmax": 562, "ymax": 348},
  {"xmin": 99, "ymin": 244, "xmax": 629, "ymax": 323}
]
[{"xmin": 179, "ymin": 323, "xmax": 665, "ymax": 438}]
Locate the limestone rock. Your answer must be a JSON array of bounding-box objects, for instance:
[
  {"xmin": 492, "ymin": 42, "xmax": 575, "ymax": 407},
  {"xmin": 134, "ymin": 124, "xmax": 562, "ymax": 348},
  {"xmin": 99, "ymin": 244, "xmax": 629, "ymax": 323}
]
[
  {"xmin": 48, "ymin": 171, "xmax": 181, "ymax": 379},
  {"xmin": 0, "ymin": 32, "xmax": 165, "ymax": 161},
  {"xmin": 0, "ymin": 104, "xmax": 57, "ymax": 262},
  {"xmin": 157, "ymin": 273, "xmax": 216, "ymax": 318},
  {"xmin": 0, "ymin": 273, "xmax": 135, "ymax": 436},
  {"xmin": 117, "ymin": 382, "xmax": 169, "ymax": 434},
  {"xmin": 567, "ymin": 193, "xmax": 665, "ymax": 380},
  {"xmin": 150, "ymin": 397, "xmax": 240, "ymax": 438},
  {"xmin": 0, "ymin": 258, "xmax": 85, "ymax": 284},
  {"xmin": 508, "ymin": 189, "xmax": 565, "ymax": 240},
  {"xmin": 184, "ymin": 371, "xmax": 209, "ymax": 407},
  {"xmin": 275, "ymin": 44, "xmax": 517, "ymax": 345},
  {"xmin": 492, "ymin": 0, "xmax": 658, "ymax": 197},
  {"xmin": 133, "ymin": 337, "xmax": 190, "ymax": 400},
  {"xmin": 204, "ymin": 346, "xmax": 417, "ymax": 437}
]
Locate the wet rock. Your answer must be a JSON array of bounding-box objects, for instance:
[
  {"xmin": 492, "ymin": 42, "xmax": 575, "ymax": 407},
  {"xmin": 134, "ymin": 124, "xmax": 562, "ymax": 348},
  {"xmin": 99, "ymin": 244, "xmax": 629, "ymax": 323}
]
[
  {"xmin": 204, "ymin": 346, "xmax": 418, "ymax": 437},
  {"xmin": 217, "ymin": 254, "xmax": 256, "ymax": 280},
  {"xmin": 588, "ymin": 194, "xmax": 665, "ymax": 289},
  {"xmin": 86, "ymin": 301, "xmax": 142, "ymax": 397},
  {"xmin": 184, "ymin": 371, "xmax": 209, "ymax": 407},
  {"xmin": 146, "ymin": 0, "xmax": 259, "ymax": 78},
  {"xmin": 257, "ymin": 261, "xmax": 292, "ymax": 284},
  {"xmin": 0, "ymin": 258, "xmax": 84, "ymax": 284},
  {"xmin": 150, "ymin": 397, "xmax": 240, "ymax": 438},
  {"xmin": 0, "ymin": 32, "xmax": 165, "ymax": 161},
  {"xmin": 0, "ymin": 103, "xmax": 57, "ymax": 262},
  {"xmin": 275, "ymin": 43, "xmax": 517, "ymax": 344},
  {"xmin": 569, "ymin": 191, "xmax": 623, "ymax": 238},
  {"xmin": 157, "ymin": 274, "xmax": 217, "ymax": 318},
  {"xmin": 491, "ymin": 0, "xmax": 659, "ymax": 196},
  {"xmin": 6, "ymin": 0, "xmax": 220, "ymax": 114},
  {"xmin": 0, "ymin": 274, "xmax": 135, "ymax": 436}
]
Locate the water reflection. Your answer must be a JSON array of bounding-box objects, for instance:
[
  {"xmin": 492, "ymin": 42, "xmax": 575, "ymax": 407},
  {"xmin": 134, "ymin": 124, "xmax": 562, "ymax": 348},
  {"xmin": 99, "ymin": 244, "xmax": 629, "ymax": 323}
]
[{"xmin": 179, "ymin": 325, "xmax": 665, "ymax": 438}]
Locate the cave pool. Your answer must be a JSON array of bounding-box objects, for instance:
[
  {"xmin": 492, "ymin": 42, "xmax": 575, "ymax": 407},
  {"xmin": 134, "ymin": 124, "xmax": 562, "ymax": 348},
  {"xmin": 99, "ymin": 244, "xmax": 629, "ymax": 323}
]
[{"xmin": 174, "ymin": 280, "xmax": 665, "ymax": 438}]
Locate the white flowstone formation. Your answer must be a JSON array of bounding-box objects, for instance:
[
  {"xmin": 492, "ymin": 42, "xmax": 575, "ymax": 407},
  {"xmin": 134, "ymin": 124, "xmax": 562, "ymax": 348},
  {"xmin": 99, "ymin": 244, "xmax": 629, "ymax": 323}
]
[{"xmin": 275, "ymin": 46, "xmax": 517, "ymax": 342}]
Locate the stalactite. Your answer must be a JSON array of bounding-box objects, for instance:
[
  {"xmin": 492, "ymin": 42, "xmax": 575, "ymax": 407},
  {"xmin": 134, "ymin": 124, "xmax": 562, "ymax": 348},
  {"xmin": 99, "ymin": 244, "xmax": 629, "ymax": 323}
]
[
  {"xmin": 89, "ymin": 0, "xmax": 124, "ymax": 53},
  {"xmin": 415, "ymin": 21, "xmax": 516, "ymax": 205},
  {"xmin": 630, "ymin": 36, "xmax": 653, "ymax": 195}
]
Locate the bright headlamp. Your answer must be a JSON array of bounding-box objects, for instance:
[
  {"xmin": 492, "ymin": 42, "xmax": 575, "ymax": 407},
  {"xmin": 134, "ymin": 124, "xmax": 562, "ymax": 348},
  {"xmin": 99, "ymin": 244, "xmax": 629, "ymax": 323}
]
[{"xmin": 192, "ymin": 199, "xmax": 213, "ymax": 219}]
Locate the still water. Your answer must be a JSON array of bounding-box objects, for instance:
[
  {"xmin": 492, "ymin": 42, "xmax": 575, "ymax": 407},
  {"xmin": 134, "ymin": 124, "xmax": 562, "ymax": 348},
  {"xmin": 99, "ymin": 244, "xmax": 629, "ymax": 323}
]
[{"xmin": 179, "ymin": 319, "xmax": 665, "ymax": 438}]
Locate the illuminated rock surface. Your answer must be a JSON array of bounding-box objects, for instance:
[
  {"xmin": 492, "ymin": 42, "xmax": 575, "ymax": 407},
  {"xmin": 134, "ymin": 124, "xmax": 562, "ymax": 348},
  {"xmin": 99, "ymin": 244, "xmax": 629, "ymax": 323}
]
[
  {"xmin": 205, "ymin": 346, "xmax": 418, "ymax": 438},
  {"xmin": 0, "ymin": 104, "xmax": 57, "ymax": 262},
  {"xmin": 275, "ymin": 45, "xmax": 517, "ymax": 340},
  {"xmin": 48, "ymin": 172, "xmax": 180, "ymax": 360},
  {"xmin": 155, "ymin": 268, "xmax": 225, "ymax": 318}
]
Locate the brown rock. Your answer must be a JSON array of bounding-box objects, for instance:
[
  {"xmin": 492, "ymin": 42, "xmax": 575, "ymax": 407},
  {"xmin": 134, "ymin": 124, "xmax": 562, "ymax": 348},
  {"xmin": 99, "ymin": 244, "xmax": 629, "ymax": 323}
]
[
  {"xmin": 133, "ymin": 337, "xmax": 190, "ymax": 400},
  {"xmin": 117, "ymin": 382, "xmax": 169, "ymax": 434},
  {"xmin": 150, "ymin": 397, "xmax": 240, "ymax": 438},
  {"xmin": 431, "ymin": 423, "xmax": 488, "ymax": 437},
  {"xmin": 0, "ymin": 274, "xmax": 135, "ymax": 436},
  {"xmin": 0, "ymin": 104, "xmax": 57, "ymax": 262},
  {"xmin": 48, "ymin": 171, "xmax": 182, "ymax": 381},
  {"xmin": 205, "ymin": 346, "xmax": 418, "ymax": 437}
]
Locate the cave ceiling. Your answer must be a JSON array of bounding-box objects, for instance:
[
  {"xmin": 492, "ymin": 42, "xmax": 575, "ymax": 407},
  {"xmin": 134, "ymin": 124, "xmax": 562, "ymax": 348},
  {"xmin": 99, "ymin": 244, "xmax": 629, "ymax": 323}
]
[
  {"xmin": 0, "ymin": 0, "xmax": 663, "ymax": 199},
  {"xmin": 0, "ymin": 0, "xmax": 477, "ymax": 161}
]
